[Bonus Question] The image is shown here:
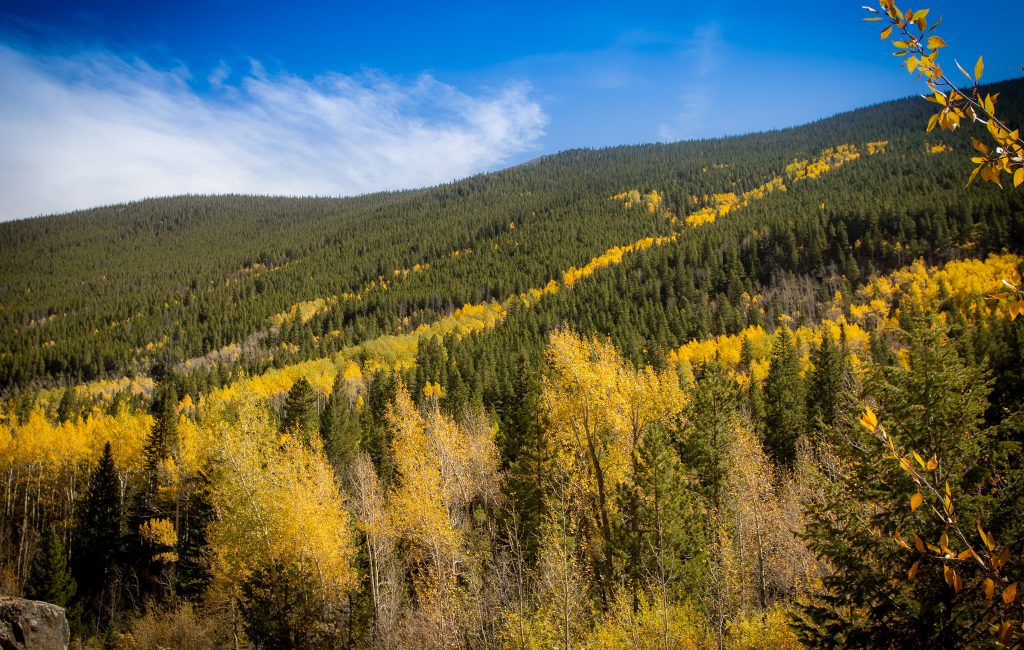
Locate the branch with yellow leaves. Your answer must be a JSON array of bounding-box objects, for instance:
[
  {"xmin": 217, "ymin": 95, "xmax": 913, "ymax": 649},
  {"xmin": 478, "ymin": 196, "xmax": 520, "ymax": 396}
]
[
  {"xmin": 864, "ymin": 1, "xmax": 1024, "ymax": 188},
  {"xmin": 859, "ymin": 406, "xmax": 1022, "ymax": 645},
  {"xmin": 988, "ymin": 277, "xmax": 1024, "ymax": 322}
]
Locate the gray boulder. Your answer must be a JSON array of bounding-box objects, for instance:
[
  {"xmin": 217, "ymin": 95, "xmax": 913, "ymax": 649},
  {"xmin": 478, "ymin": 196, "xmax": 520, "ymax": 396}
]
[{"xmin": 0, "ymin": 597, "xmax": 69, "ymax": 650}]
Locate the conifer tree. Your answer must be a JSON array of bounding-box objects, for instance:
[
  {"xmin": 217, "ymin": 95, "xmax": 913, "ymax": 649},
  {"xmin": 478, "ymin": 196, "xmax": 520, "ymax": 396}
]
[
  {"xmin": 763, "ymin": 328, "xmax": 806, "ymax": 466},
  {"xmin": 806, "ymin": 328, "xmax": 846, "ymax": 432},
  {"xmin": 319, "ymin": 374, "xmax": 360, "ymax": 477},
  {"xmin": 615, "ymin": 425, "xmax": 702, "ymax": 602},
  {"xmin": 25, "ymin": 528, "xmax": 76, "ymax": 607},
  {"xmin": 798, "ymin": 318, "xmax": 1016, "ymax": 648},
  {"xmin": 73, "ymin": 442, "xmax": 121, "ymax": 625},
  {"xmin": 280, "ymin": 377, "xmax": 318, "ymax": 443},
  {"xmin": 361, "ymin": 371, "xmax": 397, "ymax": 485},
  {"xmin": 498, "ymin": 353, "xmax": 546, "ymax": 562},
  {"xmin": 55, "ymin": 387, "xmax": 75, "ymax": 424},
  {"xmin": 681, "ymin": 361, "xmax": 739, "ymax": 505},
  {"xmin": 175, "ymin": 471, "xmax": 213, "ymax": 601}
]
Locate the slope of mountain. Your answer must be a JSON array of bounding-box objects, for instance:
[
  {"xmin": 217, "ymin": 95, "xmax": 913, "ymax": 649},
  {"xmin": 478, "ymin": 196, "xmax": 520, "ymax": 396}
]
[
  {"xmin": 2, "ymin": 79, "xmax": 1024, "ymax": 648},
  {"xmin": 3, "ymin": 79, "xmax": 1022, "ymax": 393}
]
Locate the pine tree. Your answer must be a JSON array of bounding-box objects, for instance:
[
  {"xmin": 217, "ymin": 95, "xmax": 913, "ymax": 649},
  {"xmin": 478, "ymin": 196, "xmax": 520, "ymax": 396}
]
[
  {"xmin": 615, "ymin": 425, "xmax": 703, "ymax": 602},
  {"xmin": 281, "ymin": 377, "xmax": 318, "ymax": 443},
  {"xmin": 763, "ymin": 328, "xmax": 806, "ymax": 466},
  {"xmin": 55, "ymin": 387, "xmax": 75, "ymax": 424},
  {"xmin": 806, "ymin": 328, "xmax": 846, "ymax": 432},
  {"xmin": 319, "ymin": 374, "xmax": 359, "ymax": 477},
  {"xmin": 680, "ymin": 360, "xmax": 739, "ymax": 506},
  {"xmin": 73, "ymin": 442, "xmax": 121, "ymax": 624},
  {"xmin": 797, "ymin": 318, "xmax": 1016, "ymax": 648},
  {"xmin": 25, "ymin": 528, "xmax": 76, "ymax": 607}
]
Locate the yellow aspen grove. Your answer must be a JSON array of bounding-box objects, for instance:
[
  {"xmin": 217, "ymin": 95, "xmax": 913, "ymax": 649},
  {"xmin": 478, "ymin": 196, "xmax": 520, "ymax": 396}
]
[
  {"xmin": 541, "ymin": 327, "xmax": 686, "ymax": 603},
  {"xmin": 349, "ymin": 451, "xmax": 403, "ymax": 644},
  {"xmin": 385, "ymin": 385, "xmax": 501, "ymax": 648},
  {"xmin": 204, "ymin": 395, "xmax": 357, "ymax": 604},
  {"xmin": 387, "ymin": 387, "xmax": 461, "ymax": 567}
]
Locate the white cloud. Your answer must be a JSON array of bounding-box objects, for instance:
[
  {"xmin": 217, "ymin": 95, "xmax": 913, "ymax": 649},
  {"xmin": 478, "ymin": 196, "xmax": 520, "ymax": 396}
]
[
  {"xmin": 0, "ymin": 45, "xmax": 547, "ymax": 220},
  {"xmin": 657, "ymin": 22, "xmax": 721, "ymax": 141}
]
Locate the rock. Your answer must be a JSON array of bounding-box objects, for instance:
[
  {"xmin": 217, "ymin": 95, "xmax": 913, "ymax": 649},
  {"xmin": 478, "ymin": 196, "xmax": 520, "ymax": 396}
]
[{"xmin": 0, "ymin": 597, "xmax": 69, "ymax": 650}]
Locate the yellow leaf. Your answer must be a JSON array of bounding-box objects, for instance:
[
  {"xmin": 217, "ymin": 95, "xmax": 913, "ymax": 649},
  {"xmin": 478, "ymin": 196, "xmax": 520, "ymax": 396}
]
[
  {"xmin": 984, "ymin": 94, "xmax": 995, "ymax": 116},
  {"xmin": 926, "ymin": 36, "xmax": 946, "ymax": 49},
  {"xmin": 955, "ymin": 59, "xmax": 973, "ymax": 82},
  {"xmin": 965, "ymin": 165, "xmax": 982, "ymax": 188},
  {"xmin": 910, "ymin": 492, "xmax": 923, "ymax": 511},
  {"xmin": 914, "ymin": 534, "xmax": 925, "ymax": 554},
  {"xmin": 926, "ymin": 456, "xmax": 938, "ymax": 471},
  {"xmin": 1005, "ymin": 582, "xmax": 1018, "ymax": 605},
  {"xmin": 1014, "ymin": 168, "xmax": 1024, "ymax": 188},
  {"xmin": 944, "ymin": 564, "xmax": 954, "ymax": 587},
  {"xmin": 999, "ymin": 547, "xmax": 1011, "ymax": 570},
  {"xmin": 999, "ymin": 621, "xmax": 1012, "ymax": 646},
  {"xmin": 895, "ymin": 531, "xmax": 910, "ymax": 549},
  {"xmin": 975, "ymin": 55, "xmax": 984, "ymax": 81},
  {"xmin": 908, "ymin": 559, "xmax": 920, "ymax": 580},
  {"xmin": 913, "ymin": 451, "xmax": 925, "ymax": 469},
  {"xmin": 940, "ymin": 532, "xmax": 950, "ymax": 554},
  {"xmin": 859, "ymin": 407, "xmax": 878, "ymax": 432},
  {"xmin": 953, "ymin": 571, "xmax": 962, "ymax": 593},
  {"xmin": 957, "ymin": 548, "xmax": 973, "ymax": 561},
  {"xmin": 900, "ymin": 456, "xmax": 914, "ymax": 473},
  {"xmin": 984, "ymin": 578, "xmax": 996, "ymax": 602},
  {"xmin": 881, "ymin": 25, "xmax": 893, "ymax": 39},
  {"xmin": 972, "ymin": 138, "xmax": 989, "ymax": 154}
]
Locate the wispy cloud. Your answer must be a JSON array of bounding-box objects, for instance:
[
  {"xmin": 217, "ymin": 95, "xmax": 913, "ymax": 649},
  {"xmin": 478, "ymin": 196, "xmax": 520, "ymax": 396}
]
[
  {"xmin": 657, "ymin": 22, "xmax": 721, "ymax": 141},
  {"xmin": 0, "ymin": 45, "xmax": 547, "ymax": 220}
]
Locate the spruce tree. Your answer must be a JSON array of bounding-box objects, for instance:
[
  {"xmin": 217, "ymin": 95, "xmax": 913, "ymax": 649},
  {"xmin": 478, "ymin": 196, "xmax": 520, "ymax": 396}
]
[
  {"xmin": 763, "ymin": 328, "xmax": 806, "ymax": 466},
  {"xmin": 73, "ymin": 442, "xmax": 121, "ymax": 624},
  {"xmin": 361, "ymin": 371, "xmax": 397, "ymax": 485},
  {"xmin": 680, "ymin": 360, "xmax": 739, "ymax": 506},
  {"xmin": 175, "ymin": 470, "xmax": 214, "ymax": 601},
  {"xmin": 55, "ymin": 387, "xmax": 75, "ymax": 424},
  {"xmin": 25, "ymin": 528, "xmax": 76, "ymax": 607},
  {"xmin": 319, "ymin": 374, "xmax": 359, "ymax": 476},
  {"xmin": 281, "ymin": 377, "xmax": 318, "ymax": 443},
  {"xmin": 797, "ymin": 318, "xmax": 1016, "ymax": 648},
  {"xmin": 615, "ymin": 425, "xmax": 703, "ymax": 600},
  {"xmin": 806, "ymin": 327, "xmax": 846, "ymax": 432}
]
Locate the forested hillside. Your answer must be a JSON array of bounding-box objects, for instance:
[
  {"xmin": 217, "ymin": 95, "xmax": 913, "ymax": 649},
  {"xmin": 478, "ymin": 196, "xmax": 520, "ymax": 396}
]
[{"xmin": 1, "ymin": 79, "xmax": 1023, "ymax": 648}]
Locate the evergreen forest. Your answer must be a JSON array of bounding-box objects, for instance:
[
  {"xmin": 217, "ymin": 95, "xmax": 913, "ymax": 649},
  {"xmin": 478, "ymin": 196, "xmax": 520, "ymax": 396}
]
[{"xmin": 2, "ymin": 77, "xmax": 1024, "ymax": 648}]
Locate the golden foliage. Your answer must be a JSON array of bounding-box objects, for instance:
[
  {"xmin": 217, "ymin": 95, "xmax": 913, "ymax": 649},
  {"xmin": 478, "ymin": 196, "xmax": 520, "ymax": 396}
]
[
  {"xmin": 583, "ymin": 590, "xmax": 713, "ymax": 649},
  {"xmin": 0, "ymin": 405, "xmax": 151, "ymax": 471},
  {"xmin": 868, "ymin": 0, "xmax": 1024, "ymax": 187},
  {"xmin": 205, "ymin": 395, "xmax": 357, "ymax": 599},
  {"xmin": 542, "ymin": 327, "xmax": 686, "ymax": 518},
  {"xmin": 725, "ymin": 607, "xmax": 804, "ymax": 649}
]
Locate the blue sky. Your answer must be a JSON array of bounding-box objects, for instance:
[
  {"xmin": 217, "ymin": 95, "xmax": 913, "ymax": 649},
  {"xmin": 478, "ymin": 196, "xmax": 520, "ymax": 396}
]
[{"xmin": 0, "ymin": 0, "xmax": 1020, "ymax": 220}]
